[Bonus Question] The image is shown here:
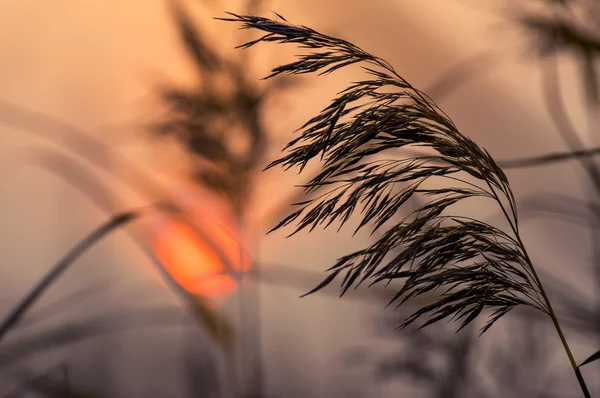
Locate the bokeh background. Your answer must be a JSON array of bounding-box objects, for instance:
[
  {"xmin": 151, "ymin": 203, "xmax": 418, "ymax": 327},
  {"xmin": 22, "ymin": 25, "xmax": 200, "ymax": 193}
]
[{"xmin": 0, "ymin": 0, "xmax": 599, "ymax": 396}]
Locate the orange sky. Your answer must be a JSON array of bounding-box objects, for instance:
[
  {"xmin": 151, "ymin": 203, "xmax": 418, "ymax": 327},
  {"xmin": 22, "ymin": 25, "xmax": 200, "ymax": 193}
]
[{"xmin": 0, "ymin": 0, "xmax": 597, "ymax": 394}]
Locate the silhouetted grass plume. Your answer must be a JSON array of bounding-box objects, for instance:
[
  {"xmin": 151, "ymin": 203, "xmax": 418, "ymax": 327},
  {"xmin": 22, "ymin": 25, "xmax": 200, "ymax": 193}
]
[{"xmin": 220, "ymin": 12, "xmax": 598, "ymax": 397}]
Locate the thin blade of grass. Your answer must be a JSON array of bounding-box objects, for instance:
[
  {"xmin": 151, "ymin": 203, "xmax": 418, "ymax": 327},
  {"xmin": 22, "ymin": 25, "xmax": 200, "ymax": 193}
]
[{"xmin": 0, "ymin": 210, "xmax": 144, "ymax": 347}]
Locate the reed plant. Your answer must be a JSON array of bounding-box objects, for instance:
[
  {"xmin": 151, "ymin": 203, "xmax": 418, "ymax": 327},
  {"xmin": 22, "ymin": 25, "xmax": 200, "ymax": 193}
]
[{"xmin": 220, "ymin": 12, "xmax": 600, "ymax": 397}]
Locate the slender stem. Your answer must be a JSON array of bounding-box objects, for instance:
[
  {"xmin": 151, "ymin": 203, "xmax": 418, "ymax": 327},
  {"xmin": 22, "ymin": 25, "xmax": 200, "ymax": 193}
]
[
  {"xmin": 546, "ymin": 302, "xmax": 591, "ymax": 398},
  {"xmin": 499, "ymin": 146, "xmax": 600, "ymax": 169},
  {"xmin": 0, "ymin": 211, "xmax": 141, "ymax": 347},
  {"xmin": 488, "ymin": 166, "xmax": 591, "ymax": 396},
  {"xmin": 516, "ymin": 234, "xmax": 591, "ymax": 398}
]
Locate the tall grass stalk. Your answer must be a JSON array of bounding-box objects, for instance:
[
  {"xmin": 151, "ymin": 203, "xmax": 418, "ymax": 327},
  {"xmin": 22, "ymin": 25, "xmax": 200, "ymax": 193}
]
[{"xmin": 220, "ymin": 12, "xmax": 595, "ymax": 397}]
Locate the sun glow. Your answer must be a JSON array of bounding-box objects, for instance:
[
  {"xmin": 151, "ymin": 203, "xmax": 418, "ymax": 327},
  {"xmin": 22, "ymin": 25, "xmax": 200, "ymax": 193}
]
[{"xmin": 148, "ymin": 184, "xmax": 250, "ymax": 300}]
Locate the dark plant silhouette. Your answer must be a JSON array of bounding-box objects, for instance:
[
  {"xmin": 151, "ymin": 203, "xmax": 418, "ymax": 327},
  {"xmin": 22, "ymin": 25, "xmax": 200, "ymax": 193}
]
[
  {"xmin": 153, "ymin": 0, "xmax": 294, "ymax": 217},
  {"xmin": 515, "ymin": 0, "xmax": 600, "ymax": 105},
  {"xmin": 220, "ymin": 12, "xmax": 598, "ymax": 397}
]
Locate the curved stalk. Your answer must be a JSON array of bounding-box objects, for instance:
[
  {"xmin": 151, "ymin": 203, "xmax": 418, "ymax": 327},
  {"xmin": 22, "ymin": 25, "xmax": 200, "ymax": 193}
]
[
  {"xmin": 516, "ymin": 232, "xmax": 591, "ymax": 398},
  {"xmin": 0, "ymin": 210, "xmax": 144, "ymax": 347}
]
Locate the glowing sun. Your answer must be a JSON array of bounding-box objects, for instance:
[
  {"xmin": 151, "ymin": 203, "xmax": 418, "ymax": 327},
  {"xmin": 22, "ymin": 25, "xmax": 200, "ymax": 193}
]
[{"xmin": 148, "ymin": 183, "xmax": 250, "ymax": 300}]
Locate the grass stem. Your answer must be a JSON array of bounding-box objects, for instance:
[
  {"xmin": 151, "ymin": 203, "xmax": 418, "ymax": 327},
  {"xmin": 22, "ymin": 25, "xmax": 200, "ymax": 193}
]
[{"xmin": 518, "ymin": 236, "xmax": 591, "ymax": 398}]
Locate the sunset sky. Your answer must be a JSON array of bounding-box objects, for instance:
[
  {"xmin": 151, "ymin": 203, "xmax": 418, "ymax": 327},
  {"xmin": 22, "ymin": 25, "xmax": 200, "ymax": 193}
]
[{"xmin": 0, "ymin": 0, "xmax": 597, "ymax": 395}]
